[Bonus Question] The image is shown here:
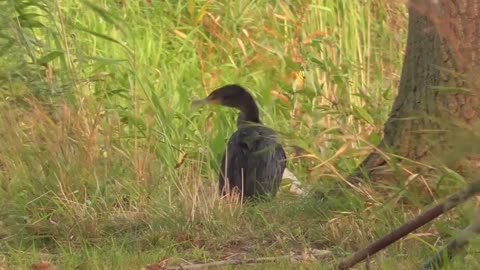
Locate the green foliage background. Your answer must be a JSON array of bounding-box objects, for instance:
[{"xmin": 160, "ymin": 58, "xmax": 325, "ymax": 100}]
[{"xmin": 1, "ymin": 1, "xmax": 477, "ymax": 269}]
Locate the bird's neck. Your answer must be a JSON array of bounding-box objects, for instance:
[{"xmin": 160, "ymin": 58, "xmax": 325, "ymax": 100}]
[{"xmin": 237, "ymin": 103, "xmax": 261, "ymax": 126}]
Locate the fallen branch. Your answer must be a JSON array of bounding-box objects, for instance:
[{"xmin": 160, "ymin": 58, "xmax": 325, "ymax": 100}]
[
  {"xmin": 337, "ymin": 181, "xmax": 480, "ymax": 270},
  {"xmin": 144, "ymin": 249, "xmax": 332, "ymax": 270}
]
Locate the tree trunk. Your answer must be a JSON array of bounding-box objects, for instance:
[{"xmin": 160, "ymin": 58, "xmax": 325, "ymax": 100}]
[{"xmin": 351, "ymin": 0, "xmax": 480, "ymax": 183}]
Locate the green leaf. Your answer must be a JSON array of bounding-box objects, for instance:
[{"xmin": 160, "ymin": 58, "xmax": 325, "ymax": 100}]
[
  {"xmin": 100, "ymin": 88, "xmax": 129, "ymax": 99},
  {"xmin": 18, "ymin": 13, "xmax": 44, "ymax": 21},
  {"xmin": 81, "ymin": 0, "xmax": 120, "ymax": 26},
  {"xmin": 352, "ymin": 107, "xmax": 374, "ymax": 125},
  {"xmin": 368, "ymin": 132, "xmax": 382, "ymax": 145},
  {"xmin": 37, "ymin": 51, "xmax": 64, "ymax": 65},
  {"xmin": 74, "ymin": 25, "xmax": 129, "ymax": 52},
  {"xmin": 18, "ymin": 19, "xmax": 44, "ymax": 28},
  {"xmin": 82, "ymin": 55, "xmax": 127, "ymax": 64},
  {"xmin": 442, "ymin": 166, "xmax": 466, "ymax": 183}
]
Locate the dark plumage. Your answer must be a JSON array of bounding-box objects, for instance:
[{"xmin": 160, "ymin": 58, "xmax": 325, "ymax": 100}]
[{"xmin": 192, "ymin": 84, "xmax": 286, "ymax": 200}]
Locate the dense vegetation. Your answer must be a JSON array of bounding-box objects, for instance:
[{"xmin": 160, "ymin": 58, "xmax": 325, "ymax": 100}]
[{"xmin": 1, "ymin": 1, "xmax": 477, "ymax": 269}]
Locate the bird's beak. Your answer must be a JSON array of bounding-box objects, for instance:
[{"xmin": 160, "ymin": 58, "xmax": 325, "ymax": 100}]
[{"xmin": 191, "ymin": 97, "xmax": 219, "ymax": 108}]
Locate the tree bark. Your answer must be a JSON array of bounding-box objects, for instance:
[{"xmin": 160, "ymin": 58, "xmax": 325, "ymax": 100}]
[{"xmin": 351, "ymin": 0, "xmax": 480, "ymax": 183}]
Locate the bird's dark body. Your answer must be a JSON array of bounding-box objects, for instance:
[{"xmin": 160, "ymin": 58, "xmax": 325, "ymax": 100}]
[
  {"xmin": 192, "ymin": 84, "xmax": 286, "ymax": 200},
  {"xmin": 219, "ymin": 124, "xmax": 286, "ymax": 199}
]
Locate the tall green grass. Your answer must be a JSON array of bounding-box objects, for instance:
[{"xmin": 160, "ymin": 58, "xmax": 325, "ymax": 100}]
[{"xmin": 3, "ymin": 1, "xmax": 476, "ymax": 269}]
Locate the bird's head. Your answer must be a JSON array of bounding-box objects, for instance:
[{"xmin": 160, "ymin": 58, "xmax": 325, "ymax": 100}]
[
  {"xmin": 192, "ymin": 84, "xmax": 261, "ymax": 124},
  {"xmin": 192, "ymin": 84, "xmax": 255, "ymax": 109}
]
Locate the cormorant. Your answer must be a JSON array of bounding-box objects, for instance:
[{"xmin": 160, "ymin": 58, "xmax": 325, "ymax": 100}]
[{"xmin": 192, "ymin": 84, "xmax": 287, "ymax": 200}]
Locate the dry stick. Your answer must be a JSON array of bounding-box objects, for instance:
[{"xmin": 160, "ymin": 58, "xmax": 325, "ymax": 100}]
[
  {"xmin": 337, "ymin": 181, "xmax": 480, "ymax": 270},
  {"xmin": 152, "ymin": 250, "xmax": 333, "ymax": 270}
]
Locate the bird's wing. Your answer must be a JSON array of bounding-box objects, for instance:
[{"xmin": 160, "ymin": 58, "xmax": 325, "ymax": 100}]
[
  {"xmin": 219, "ymin": 132, "xmax": 254, "ymax": 197},
  {"xmin": 248, "ymin": 133, "xmax": 286, "ymax": 196},
  {"xmin": 219, "ymin": 127, "xmax": 286, "ymax": 198}
]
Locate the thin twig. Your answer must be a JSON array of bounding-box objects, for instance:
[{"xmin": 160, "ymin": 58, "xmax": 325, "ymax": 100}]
[{"xmin": 337, "ymin": 181, "xmax": 480, "ymax": 270}]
